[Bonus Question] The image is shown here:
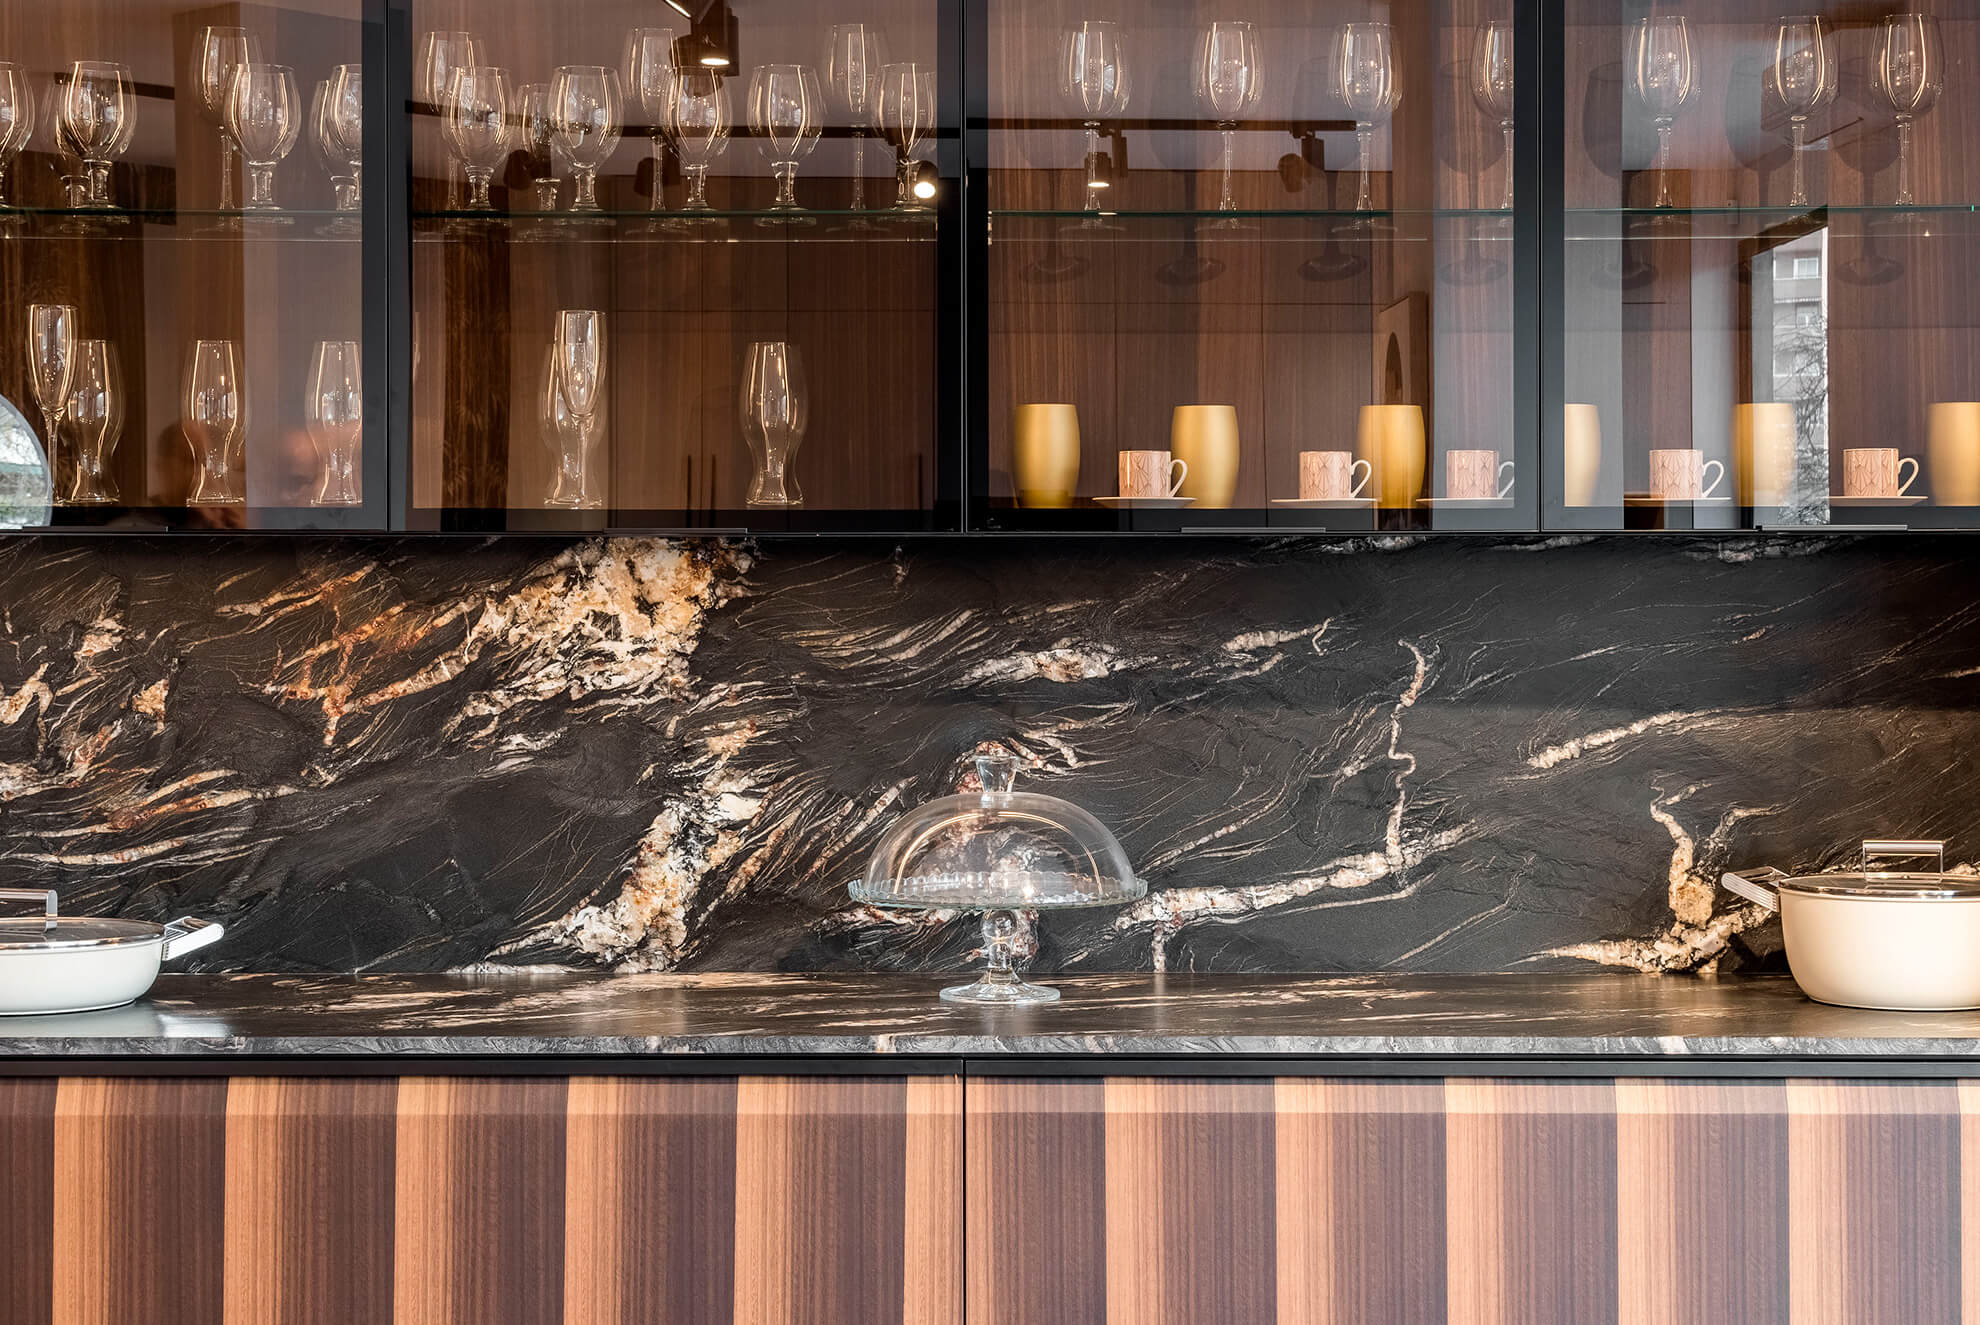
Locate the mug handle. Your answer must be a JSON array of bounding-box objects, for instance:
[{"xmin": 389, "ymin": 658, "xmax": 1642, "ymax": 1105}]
[
  {"xmin": 1700, "ymin": 459, "xmax": 1726, "ymax": 499},
  {"xmin": 1496, "ymin": 460, "xmax": 1516, "ymax": 499},
  {"xmin": 1898, "ymin": 456, "xmax": 1920, "ymax": 495},
  {"xmin": 1350, "ymin": 458, "xmax": 1372, "ymax": 498},
  {"xmin": 1168, "ymin": 458, "xmax": 1188, "ymax": 497}
]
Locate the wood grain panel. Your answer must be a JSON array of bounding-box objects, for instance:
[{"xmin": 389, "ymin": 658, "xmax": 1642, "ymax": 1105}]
[
  {"xmin": 0, "ymin": 1078, "xmax": 58, "ymax": 1325},
  {"xmin": 965, "ymin": 1076, "xmax": 1108, "ymax": 1325}
]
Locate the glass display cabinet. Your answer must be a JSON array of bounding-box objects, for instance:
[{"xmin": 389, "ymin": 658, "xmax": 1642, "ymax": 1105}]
[
  {"xmin": 1546, "ymin": 2, "xmax": 1980, "ymax": 533},
  {"xmin": 0, "ymin": 0, "xmax": 385, "ymax": 532},
  {"xmin": 967, "ymin": 0, "xmax": 1535, "ymax": 532},
  {"xmin": 403, "ymin": 0, "xmax": 959, "ymax": 532}
]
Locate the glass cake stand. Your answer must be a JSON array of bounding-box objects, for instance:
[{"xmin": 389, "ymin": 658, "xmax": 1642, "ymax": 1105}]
[{"xmin": 852, "ymin": 753, "xmax": 1144, "ymax": 1004}]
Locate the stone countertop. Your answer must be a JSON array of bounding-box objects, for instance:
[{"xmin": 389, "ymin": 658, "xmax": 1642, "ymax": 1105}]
[{"xmin": 4, "ymin": 971, "xmax": 1980, "ymax": 1059}]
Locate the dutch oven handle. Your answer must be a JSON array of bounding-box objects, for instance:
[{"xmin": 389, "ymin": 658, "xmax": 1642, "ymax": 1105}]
[
  {"xmin": 0, "ymin": 888, "xmax": 57, "ymax": 934},
  {"xmin": 162, "ymin": 917, "xmax": 226, "ymax": 960},
  {"xmin": 1720, "ymin": 868, "xmax": 1787, "ymax": 914}
]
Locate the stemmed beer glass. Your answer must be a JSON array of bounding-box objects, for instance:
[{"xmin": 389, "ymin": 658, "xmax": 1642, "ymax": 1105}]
[
  {"xmin": 194, "ymin": 27, "xmax": 262, "ymax": 211},
  {"xmin": 1196, "ymin": 21, "xmax": 1262, "ymax": 215},
  {"xmin": 66, "ymin": 340, "xmax": 121, "ymax": 505},
  {"xmin": 826, "ymin": 25, "xmax": 886, "ymax": 212},
  {"xmin": 445, "ymin": 65, "xmax": 514, "ymax": 209},
  {"xmin": 0, "ymin": 63, "xmax": 34, "ymax": 207},
  {"xmin": 227, "ymin": 63, "xmax": 301, "ymax": 212},
  {"xmin": 748, "ymin": 64, "xmax": 824, "ymax": 211},
  {"xmin": 305, "ymin": 340, "xmax": 362, "ymax": 506},
  {"xmin": 668, "ymin": 68, "xmax": 730, "ymax": 211},
  {"xmin": 64, "ymin": 61, "xmax": 134, "ymax": 209},
  {"xmin": 873, "ymin": 63, "xmax": 930, "ymax": 210},
  {"xmin": 316, "ymin": 64, "xmax": 363, "ymax": 213},
  {"xmin": 551, "ymin": 66, "xmax": 623, "ymax": 212},
  {"xmin": 624, "ymin": 29, "xmax": 679, "ymax": 220}
]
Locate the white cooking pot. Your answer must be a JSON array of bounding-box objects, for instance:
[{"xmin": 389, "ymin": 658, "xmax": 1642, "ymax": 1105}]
[
  {"xmin": 0, "ymin": 888, "xmax": 225, "ymax": 1015},
  {"xmin": 1722, "ymin": 839, "xmax": 1980, "ymax": 1011}
]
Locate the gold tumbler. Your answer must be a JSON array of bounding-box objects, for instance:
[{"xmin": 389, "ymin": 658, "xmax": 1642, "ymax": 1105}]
[
  {"xmin": 1356, "ymin": 404, "xmax": 1427, "ymax": 509},
  {"xmin": 1170, "ymin": 405, "xmax": 1240, "ymax": 508},
  {"xmin": 1012, "ymin": 403, "xmax": 1081, "ymax": 508},
  {"xmin": 1929, "ymin": 403, "xmax": 1980, "ymax": 506},
  {"xmin": 1732, "ymin": 403, "xmax": 1795, "ymax": 508}
]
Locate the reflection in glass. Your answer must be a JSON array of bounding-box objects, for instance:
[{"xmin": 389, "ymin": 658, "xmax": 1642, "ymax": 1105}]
[
  {"xmin": 65, "ymin": 340, "xmax": 120, "ymax": 505},
  {"xmin": 874, "ymin": 63, "xmax": 930, "ymax": 210},
  {"xmin": 227, "ymin": 63, "xmax": 300, "ymax": 212},
  {"xmin": 1195, "ymin": 21, "xmax": 1262, "ymax": 214},
  {"xmin": 306, "ymin": 340, "xmax": 362, "ymax": 507},
  {"xmin": 551, "ymin": 66, "xmax": 623, "ymax": 212},
  {"xmin": 316, "ymin": 64, "xmax": 363, "ymax": 212},
  {"xmin": 63, "ymin": 61, "xmax": 133, "ymax": 208},
  {"xmin": 826, "ymin": 24, "xmax": 887, "ymax": 212},
  {"xmin": 1628, "ymin": 15, "xmax": 1696, "ymax": 209},
  {"xmin": 194, "ymin": 27, "xmax": 262, "ymax": 211},
  {"xmin": 445, "ymin": 66, "xmax": 513, "ymax": 210},
  {"xmin": 748, "ymin": 64, "xmax": 824, "ymax": 211},
  {"xmin": 1772, "ymin": 17, "xmax": 1835, "ymax": 209},
  {"xmin": 1335, "ymin": 22, "xmax": 1397, "ymax": 214},
  {"xmin": 624, "ymin": 28, "xmax": 678, "ymax": 217},
  {"xmin": 0, "ymin": 63, "xmax": 33, "ymax": 207},
  {"xmin": 740, "ymin": 340, "xmax": 806, "ymax": 508},
  {"xmin": 668, "ymin": 68, "xmax": 730, "ymax": 211},
  {"xmin": 417, "ymin": 31, "xmax": 481, "ymax": 208},
  {"xmin": 519, "ymin": 83, "xmax": 562, "ymax": 210},
  {"xmin": 26, "ymin": 305, "xmax": 76, "ymax": 476},
  {"xmin": 1877, "ymin": 14, "xmax": 1943, "ymax": 207},
  {"xmin": 549, "ymin": 311, "xmax": 604, "ymax": 509},
  {"xmin": 184, "ymin": 340, "xmax": 245, "ymax": 506},
  {"xmin": 1062, "ymin": 21, "xmax": 1129, "ymax": 216},
  {"xmin": 1471, "ymin": 21, "xmax": 1515, "ymax": 212}
]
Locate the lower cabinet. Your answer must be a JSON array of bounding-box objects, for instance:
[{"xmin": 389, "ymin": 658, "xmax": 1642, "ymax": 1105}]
[{"xmin": 0, "ymin": 1070, "xmax": 1972, "ymax": 1324}]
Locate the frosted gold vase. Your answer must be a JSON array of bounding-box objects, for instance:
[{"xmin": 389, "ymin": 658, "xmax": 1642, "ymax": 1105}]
[
  {"xmin": 1929, "ymin": 403, "xmax": 1980, "ymax": 506},
  {"xmin": 1563, "ymin": 404, "xmax": 1601, "ymax": 507},
  {"xmin": 1356, "ymin": 404, "xmax": 1426, "ymax": 509},
  {"xmin": 1169, "ymin": 405, "xmax": 1240, "ymax": 508},
  {"xmin": 1012, "ymin": 404, "xmax": 1081, "ymax": 508},
  {"xmin": 1733, "ymin": 403, "xmax": 1795, "ymax": 508}
]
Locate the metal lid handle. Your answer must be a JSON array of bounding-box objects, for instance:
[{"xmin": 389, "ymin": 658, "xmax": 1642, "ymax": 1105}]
[
  {"xmin": 0, "ymin": 888, "xmax": 57, "ymax": 935},
  {"xmin": 1863, "ymin": 839, "xmax": 1945, "ymax": 873},
  {"xmin": 1721, "ymin": 868, "xmax": 1784, "ymax": 913}
]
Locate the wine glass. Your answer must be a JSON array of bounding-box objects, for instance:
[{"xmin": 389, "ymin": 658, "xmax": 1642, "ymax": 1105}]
[
  {"xmin": 63, "ymin": 61, "xmax": 133, "ymax": 209},
  {"xmin": 748, "ymin": 64, "xmax": 824, "ymax": 211},
  {"xmin": 0, "ymin": 63, "xmax": 36, "ymax": 208},
  {"xmin": 1063, "ymin": 21, "xmax": 1130, "ymax": 216},
  {"xmin": 227, "ymin": 63, "xmax": 300, "ymax": 213},
  {"xmin": 66, "ymin": 340, "xmax": 120, "ymax": 505},
  {"xmin": 826, "ymin": 24, "xmax": 887, "ymax": 211},
  {"xmin": 873, "ymin": 62, "xmax": 929, "ymax": 210},
  {"xmin": 1771, "ymin": 17, "xmax": 1835, "ymax": 208},
  {"xmin": 1628, "ymin": 15, "xmax": 1697, "ymax": 209},
  {"xmin": 183, "ymin": 340, "xmax": 245, "ymax": 507},
  {"xmin": 550, "ymin": 310, "xmax": 604, "ymax": 508},
  {"xmin": 519, "ymin": 83, "xmax": 562, "ymax": 210},
  {"xmin": 668, "ymin": 67, "xmax": 731, "ymax": 211},
  {"xmin": 317, "ymin": 64, "xmax": 363, "ymax": 212},
  {"xmin": 1335, "ymin": 22, "xmax": 1399, "ymax": 214},
  {"xmin": 445, "ymin": 66, "xmax": 513, "ymax": 210},
  {"xmin": 1876, "ymin": 14, "xmax": 1943, "ymax": 208},
  {"xmin": 25, "ymin": 305, "xmax": 76, "ymax": 475},
  {"xmin": 194, "ymin": 27, "xmax": 262, "ymax": 210},
  {"xmin": 1195, "ymin": 21, "xmax": 1263, "ymax": 215},
  {"xmin": 305, "ymin": 340, "xmax": 362, "ymax": 506},
  {"xmin": 1471, "ymin": 21, "xmax": 1515, "ymax": 212},
  {"xmin": 417, "ymin": 31, "xmax": 481, "ymax": 207},
  {"xmin": 740, "ymin": 341, "xmax": 806, "ymax": 508},
  {"xmin": 551, "ymin": 66, "xmax": 623, "ymax": 213},
  {"xmin": 624, "ymin": 28, "xmax": 679, "ymax": 219}
]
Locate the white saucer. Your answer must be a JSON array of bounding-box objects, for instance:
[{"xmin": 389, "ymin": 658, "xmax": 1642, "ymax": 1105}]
[
  {"xmin": 1623, "ymin": 493, "xmax": 1734, "ymax": 506},
  {"xmin": 1092, "ymin": 496, "xmax": 1194, "ymax": 509},
  {"xmin": 1828, "ymin": 494, "xmax": 1928, "ymax": 507},
  {"xmin": 1271, "ymin": 497, "xmax": 1377, "ymax": 509},
  {"xmin": 1418, "ymin": 496, "xmax": 1515, "ymax": 509}
]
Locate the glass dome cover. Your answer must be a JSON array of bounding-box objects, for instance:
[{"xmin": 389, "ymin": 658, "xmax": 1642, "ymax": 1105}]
[{"xmin": 853, "ymin": 753, "xmax": 1144, "ymax": 1003}]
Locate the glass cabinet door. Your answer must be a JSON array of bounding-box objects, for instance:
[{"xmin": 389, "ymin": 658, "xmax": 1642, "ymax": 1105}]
[
  {"xmin": 405, "ymin": 0, "xmax": 957, "ymax": 532},
  {"xmin": 0, "ymin": 0, "xmax": 380, "ymax": 531},
  {"xmin": 970, "ymin": 1, "xmax": 1531, "ymax": 532},
  {"xmin": 1551, "ymin": 3, "xmax": 1980, "ymax": 532}
]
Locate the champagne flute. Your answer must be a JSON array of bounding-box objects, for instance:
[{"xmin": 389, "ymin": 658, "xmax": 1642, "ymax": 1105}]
[
  {"xmin": 183, "ymin": 340, "xmax": 245, "ymax": 507},
  {"xmin": 26, "ymin": 305, "xmax": 77, "ymax": 478},
  {"xmin": 305, "ymin": 340, "xmax": 362, "ymax": 506},
  {"xmin": 667, "ymin": 67, "xmax": 730, "ymax": 211},
  {"xmin": 63, "ymin": 61, "xmax": 133, "ymax": 209},
  {"xmin": 624, "ymin": 28, "xmax": 678, "ymax": 218},
  {"xmin": 873, "ymin": 62, "xmax": 928, "ymax": 210},
  {"xmin": 0, "ymin": 63, "xmax": 33, "ymax": 207},
  {"xmin": 194, "ymin": 26, "xmax": 262, "ymax": 210},
  {"xmin": 1063, "ymin": 21, "xmax": 1130, "ymax": 217},
  {"xmin": 1335, "ymin": 22, "xmax": 1399, "ymax": 214},
  {"xmin": 226, "ymin": 63, "xmax": 300, "ymax": 212},
  {"xmin": 66, "ymin": 340, "xmax": 120, "ymax": 505},
  {"xmin": 1195, "ymin": 21, "xmax": 1263, "ymax": 215},
  {"xmin": 1628, "ymin": 15, "xmax": 1697, "ymax": 209},
  {"xmin": 1471, "ymin": 21, "xmax": 1515, "ymax": 212},
  {"xmin": 445, "ymin": 65, "xmax": 513, "ymax": 210},
  {"xmin": 1771, "ymin": 16, "xmax": 1835, "ymax": 209},
  {"xmin": 1876, "ymin": 13, "xmax": 1943, "ymax": 208},
  {"xmin": 748, "ymin": 64, "xmax": 824, "ymax": 211},
  {"xmin": 519, "ymin": 83, "xmax": 562, "ymax": 210},
  {"xmin": 551, "ymin": 66, "xmax": 622, "ymax": 212},
  {"xmin": 317, "ymin": 64, "xmax": 363, "ymax": 212},
  {"xmin": 740, "ymin": 341, "xmax": 806, "ymax": 508},
  {"xmin": 826, "ymin": 24, "xmax": 887, "ymax": 211},
  {"xmin": 539, "ymin": 346, "xmax": 603, "ymax": 508},
  {"xmin": 417, "ymin": 31, "xmax": 481, "ymax": 208},
  {"xmin": 551, "ymin": 310, "xmax": 604, "ymax": 509}
]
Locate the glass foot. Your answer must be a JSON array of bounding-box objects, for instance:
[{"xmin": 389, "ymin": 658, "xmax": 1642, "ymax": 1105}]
[{"xmin": 940, "ymin": 974, "xmax": 1060, "ymax": 1005}]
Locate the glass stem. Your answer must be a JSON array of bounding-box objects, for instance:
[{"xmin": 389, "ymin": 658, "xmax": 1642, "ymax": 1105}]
[
  {"xmin": 1084, "ymin": 126, "xmax": 1104, "ymax": 212},
  {"xmin": 219, "ymin": 135, "xmax": 236, "ymax": 210},
  {"xmin": 1789, "ymin": 119, "xmax": 1808, "ymax": 208},
  {"xmin": 650, "ymin": 140, "xmax": 666, "ymax": 212},
  {"xmin": 1500, "ymin": 120, "xmax": 1516, "ymax": 211},
  {"xmin": 979, "ymin": 910, "xmax": 1021, "ymax": 987},
  {"xmin": 896, "ymin": 152, "xmax": 912, "ymax": 206},
  {"xmin": 774, "ymin": 162, "xmax": 798, "ymax": 208},
  {"xmin": 0, "ymin": 161, "xmax": 11, "ymax": 206},
  {"xmin": 467, "ymin": 168, "xmax": 492, "ymax": 209},
  {"xmin": 248, "ymin": 165, "xmax": 275, "ymax": 209},
  {"xmin": 1354, "ymin": 123, "xmax": 1374, "ymax": 211},
  {"xmin": 1896, "ymin": 115, "xmax": 1915, "ymax": 206},
  {"xmin": 1654, "ymin": 118, "xmax": 1675, "ymax": 208},
  {"xmin": 574, "ymin": 166, "xmax": 598, "ymax": 210},
  {"xmin": 687, "ymin": 163, "xmax": 709, "ymax": 209},
  {"xmin": 851, "ymin": 132, "xmax": 866, "ymax": 211},
  {"xmin": 1218, "ymin": 126, "xmax": 1236, "ymax": 211}
]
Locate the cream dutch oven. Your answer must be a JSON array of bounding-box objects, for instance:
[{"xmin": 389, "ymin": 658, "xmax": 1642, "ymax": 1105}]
[
  {"xmin": 0, "ymin": 888, "xmax": 225, "ymax": 1015},
  {"xmin": 1721, "ymin": 840, "xmax": 1980, "ymax": 1011}
]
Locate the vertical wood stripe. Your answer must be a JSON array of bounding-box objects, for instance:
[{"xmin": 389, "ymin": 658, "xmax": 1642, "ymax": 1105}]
[
  {"xmin": 0, "ymin": 1078, "xmax": 57, "ymax": 1325},
  {"xmin": 903, "ymin": 1075, "xmax": 964, "ymax": 1325},
  {"xmin": 966, "ymin": 1076, "xmax": 1108, "ymax": 1325}
]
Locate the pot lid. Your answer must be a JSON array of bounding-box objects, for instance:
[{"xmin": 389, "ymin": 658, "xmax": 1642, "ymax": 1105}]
[
  {"xmin": 1774, "ymin": 840, "xmax": 1980, "ymax": 900},
  {"xmin": 0, "ymin": 889, "xmax": 166, "ymax": 951}
]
